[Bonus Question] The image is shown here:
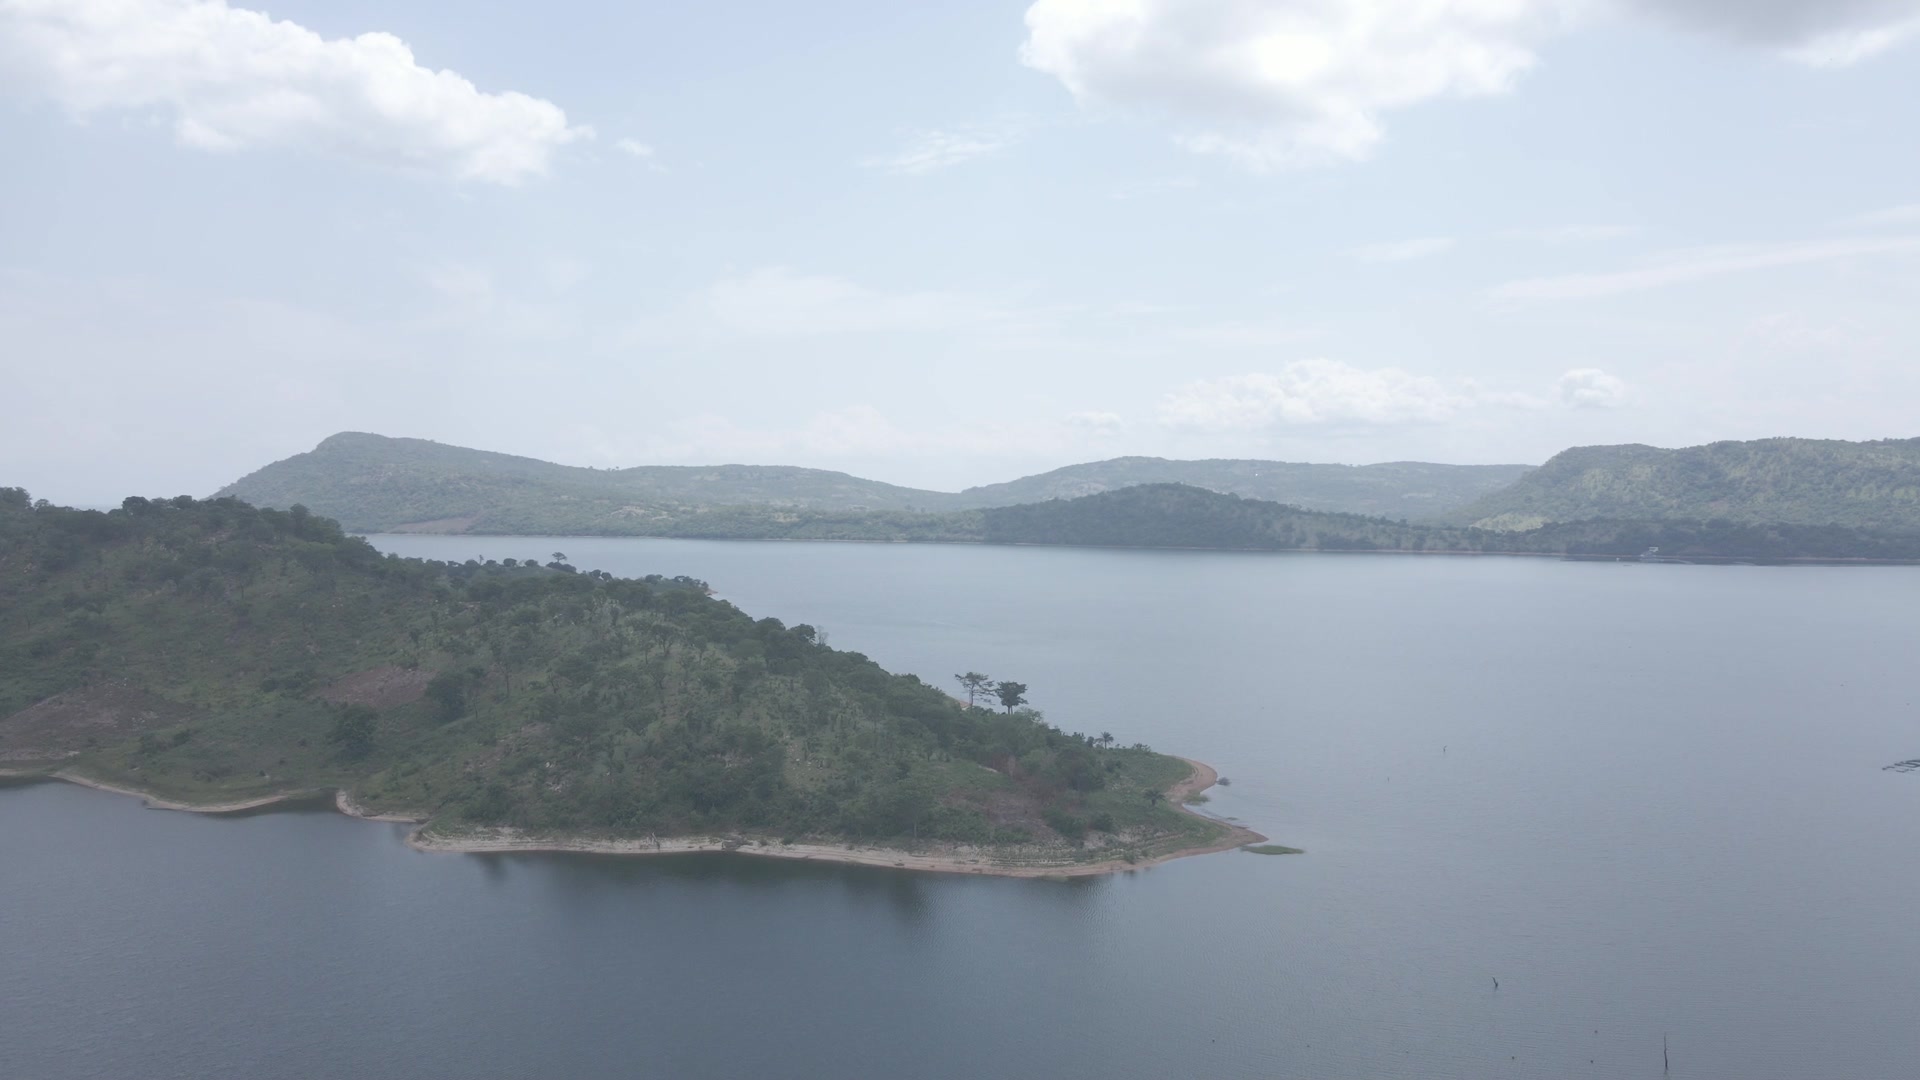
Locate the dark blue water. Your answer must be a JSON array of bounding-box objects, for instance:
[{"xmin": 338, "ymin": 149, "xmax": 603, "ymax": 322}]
[{"xmin": 5, "ymin": 539, "xmax": 1918, "ymax": 1079}]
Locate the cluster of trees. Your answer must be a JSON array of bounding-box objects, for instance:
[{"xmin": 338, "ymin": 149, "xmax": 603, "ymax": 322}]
[
  {"xmin": 0, "ymin": 490, "xmax": 1214, "ymax": 851},
  {"xmin": 952, "ymin": 672, "xmax": 1027, "ymax": 713}
]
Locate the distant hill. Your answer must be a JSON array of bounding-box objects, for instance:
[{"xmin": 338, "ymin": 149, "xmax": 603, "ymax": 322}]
[
  {"xmin": 217, "ymin": 432, "xmax": 1532, "ymax": 533},
  {"xmin": 505, "ymin": 483, "xmax": 1920, "ymax": 562},
  {"xmin": 966, "ymin": 484, "xmax": 1920, "ymax": 562},
  {"xmin": 214, "ymin": 433, "xmax": 955, "ymax": 532},
  {"xmin": 952, "ymin": 457, "xmax": 1532, "ymax": 517},
  {"xmin": 1449, "ymin": 438, "xmax": 1920, "ymax": 531}
]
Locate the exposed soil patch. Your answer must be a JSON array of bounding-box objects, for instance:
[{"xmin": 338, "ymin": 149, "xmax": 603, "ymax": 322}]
[
  {"xmin": 0, "ymin": 683, "xmax": 192, "ymax": 761},
  {"xmin": 317, "ymin": 665, "xmax": 435, "ymax": 709},
  {"xmin": 957, "ymin": 786, "xmax": 1051, "ymax": 833}
]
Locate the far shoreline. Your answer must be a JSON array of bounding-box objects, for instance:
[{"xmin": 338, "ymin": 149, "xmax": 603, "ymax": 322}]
[
  {"xmin": 361, "ymin": 532, "xmax": 1920, "ymax": 567},
  {"xmin": 4, "ymin": 758, "xmax": 1270, "ymax": 880}
]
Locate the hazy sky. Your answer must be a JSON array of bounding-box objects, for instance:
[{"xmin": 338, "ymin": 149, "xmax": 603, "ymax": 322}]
[{"xmin": 4, "ymin": 0, "xmax": 1918, "ymax": 503}]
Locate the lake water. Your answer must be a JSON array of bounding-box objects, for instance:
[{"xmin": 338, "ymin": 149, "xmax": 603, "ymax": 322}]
[{"xmin": 5, "ymin": 539, "xmax": 1919, "ymax": 1080}]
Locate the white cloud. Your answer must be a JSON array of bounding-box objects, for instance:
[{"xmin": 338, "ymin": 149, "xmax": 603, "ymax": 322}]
[
  {"xmin": 1064, "ymin": 410, "xmax": 1126, "ymax": 433},
  {"xmin": 1021, "ymin": 0, "xmax": 1576, "ymax": 167},
  {"xmin": 614, "ymin": 136, "xmax": 665, "ymax": 173},
  {"xmin": 1556, "ymin": 367, "xmax": 1629, "ymax": 408},
  {"xmin": 1491, "ymin": 235, "xmax": 1920, "ymax": 299},
  {"xmin": 1842, "ymin": 203, "xmax": 1920, "ymax": 228},
  {"xmin": 1622, "ymin": 0, "xmax": 1920, "ymax": 65},
  {"xmin": 0, "ymin": 0, "xmax": 590, "ymax": 184},
  {"xmin": 864, "ymin": 125, "xmax": 1018, "ymax": 175},
  {"xmin": 1020, "ymin": 1, "xmax": 1920, "ymax": 168},
  {"xmin": 1348, "ymin": 236, "xmax": 1457, "ymax": 263},
  {"xmin": 1156, "ymin": 358, "xmax": 1631, "ymax": 430},
  {"xmin": 1157, "ymin": 359, "xmax": 1473, "ymax": 429},
  {"xmin": 1785, "ymin": 17, "xmax": 1920, "ymax": 65}
]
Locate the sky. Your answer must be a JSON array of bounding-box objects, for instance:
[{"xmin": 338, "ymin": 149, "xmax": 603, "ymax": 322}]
[{"xmin": 3, "ymin": 0, "xmax": 1918, "ymax": 504}]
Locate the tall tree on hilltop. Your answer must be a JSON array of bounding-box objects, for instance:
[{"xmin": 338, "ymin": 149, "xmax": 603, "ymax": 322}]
[
  {"xmin": 995, "ymin": 680, "xmax": 1028, "ymax": 714},
  {"xmin": 955, "ymin": 672, "xmax": 992, "ymax": 708}
]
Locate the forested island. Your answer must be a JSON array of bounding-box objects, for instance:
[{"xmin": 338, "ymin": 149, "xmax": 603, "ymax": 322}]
[{"xmin": 0, "ymin": 489, "xmax": 1254, "ymax": 875}]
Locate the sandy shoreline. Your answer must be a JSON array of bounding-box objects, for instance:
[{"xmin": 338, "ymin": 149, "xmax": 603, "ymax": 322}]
[
  {"xmin": 21, "ymin": 758, "xmax": 1268, "ymax": 879},
  {"xmin": 45, "ymin": 771, "xmax": 328, "ymax": 814}
]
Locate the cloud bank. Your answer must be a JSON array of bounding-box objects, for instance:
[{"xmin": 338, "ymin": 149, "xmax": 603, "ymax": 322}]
[
  {"xmin": 1492, "ymin": 235, "xmax": 1920, "ymax": 299},
  {"xmin": 1156, "ymin": 358, "xmax": 1628, "ymax": 430},
  {"xmin": 1021, "ymin": 0, "xmax": 1920, "ymax": 167},
  {"xmin": 0, "ymin": 0, "xmax": 590, "ymax": 183},
  {"xmin": 1021, "ymin": 0, "xmax": 1569, "ymax": 167}
]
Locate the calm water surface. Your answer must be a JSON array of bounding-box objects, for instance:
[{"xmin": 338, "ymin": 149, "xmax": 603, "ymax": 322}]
[{"xmin": 5, "ymin": 539, "xmax": 1918, "ymax": 1079}]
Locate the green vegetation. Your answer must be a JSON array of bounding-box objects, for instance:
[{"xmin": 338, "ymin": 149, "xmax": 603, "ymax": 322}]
[
  {"xmin": 954, "ymin": 456, "xmax": 1533, "ymax": 518},
  {"xmin": 216, "ymin": 434, "xmax": 1920, "ymax": 561},
  {"xmin": 215, "ymin": 432, "xmax": 959, "ymax": 532},
  {"xmin": 1450, "ymin": 437, "xmax": 1920, "ymax": 531},
  {"xmin": 0, "ymin": 488, "xmax": 1223, "ymax": 860},
  {"xmin": 1243, "ymin": 844, "xmax": 1304, "ymax": 855},
  {"xmin": 970, "ymin": 484, "xmax": 1920, "ymax": 562},
  {"xmin": 216, "ymin": 432, "xmax": 1532, "ymax": 533}
]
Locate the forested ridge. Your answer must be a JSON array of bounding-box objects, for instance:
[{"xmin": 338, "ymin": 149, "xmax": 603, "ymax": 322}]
[
  {"xmin": 1451, "ymin": 437, "xmax": 1920, "ymax": 531},
  {"xmin": 216, "ymin": 431, "xmax": 1531, "ymax": 531},
  {"xmin": 967, "ymin": 484, "xmax": 1920, "ymax": 561},
  {"xmin": 0, "ymin": 489, "xmax": 1219, "ymax": 858},
  {"xmin": 512, "ymin": 483, "xmax": 1920, "ymax": 562}
]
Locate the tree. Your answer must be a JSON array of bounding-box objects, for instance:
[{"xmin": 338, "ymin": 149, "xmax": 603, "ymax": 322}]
[
  {"xmin": 955, "ymin": 672, "xmax": 991, "ymax": 708},
  {"xmin": 425, "ymin": 671, "xmax": 467, "ymax": 722},
  {"xmin": 994, "ymin": 680, "xmax": 1028, "ymax": 713},
  {"xmin": 1099, "ymin": 731, "xmax": 1115, "ymax": 749},
  {"xmin": 329, "ymin": 706, "xmax": 377, "ymax": 759}
]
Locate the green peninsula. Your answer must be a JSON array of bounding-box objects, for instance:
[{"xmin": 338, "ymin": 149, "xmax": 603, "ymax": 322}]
[{"xmin": 0, "ymin": 489, "xmax": 1248, "ymax": 874}]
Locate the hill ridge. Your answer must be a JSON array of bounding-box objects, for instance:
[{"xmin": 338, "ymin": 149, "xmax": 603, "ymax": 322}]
[
  {"xmin": 1450, "ymin": 436, "xmax": 1920, "ymax": 531},
  {"xmin": 217, "ymin": 432, "xmax": 1534, "ymax": 532}
]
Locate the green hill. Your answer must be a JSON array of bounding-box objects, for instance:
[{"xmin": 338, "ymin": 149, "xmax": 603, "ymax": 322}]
[
  {"xmin": 952, "ymin": 456, "xmax": 1532, "ymax": 517},
  {"xmin": 0, "ymin": 488, "xmax": 1225, "ymax": 865},
  {"xmin": 1449, "ymin": 437, "xmax": 1920, "ymax": 531},
  {"xmin": 966, "ymin": 484, "xmax": 1920, "ymax": 561},
  {"xmin": 568, "ymin": 483, "xmax": 1920, "ymax": 562},
  {"xmin": 215, "ymin": 432, "xmax": 1532, "ymax": 533},
  {"xmin": 215, "ymin": 432, "xmax": 959, "ymax": 532}
]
